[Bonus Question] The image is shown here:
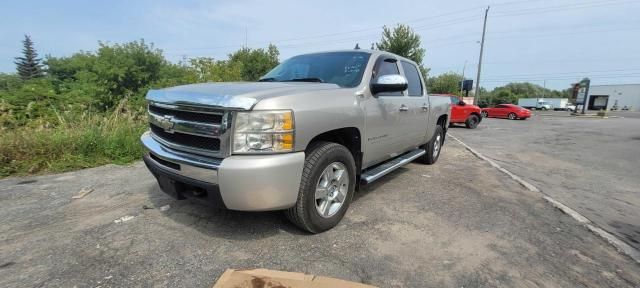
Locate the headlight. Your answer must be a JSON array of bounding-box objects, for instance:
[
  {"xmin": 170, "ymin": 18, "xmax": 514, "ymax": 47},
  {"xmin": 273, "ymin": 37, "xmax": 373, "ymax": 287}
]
[{"xmin": 232, "ymin": 110, "xmax": 294, "ymax": 153}]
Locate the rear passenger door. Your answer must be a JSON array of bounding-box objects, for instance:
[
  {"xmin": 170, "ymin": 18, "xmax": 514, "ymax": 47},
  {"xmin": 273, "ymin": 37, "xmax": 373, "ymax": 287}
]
[{"xmin": 400, "ymin": 60, "xmax": 430, "ymax": 147}]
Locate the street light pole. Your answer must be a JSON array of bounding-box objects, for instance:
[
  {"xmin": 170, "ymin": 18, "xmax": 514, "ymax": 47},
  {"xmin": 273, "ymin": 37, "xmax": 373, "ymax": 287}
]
[{"xmin": 474, "ymin": 6, "xmax": 490, "ymax": 105}]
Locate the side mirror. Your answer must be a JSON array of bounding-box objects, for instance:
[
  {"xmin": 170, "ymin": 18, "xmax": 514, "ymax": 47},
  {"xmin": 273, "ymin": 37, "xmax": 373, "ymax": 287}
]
[
  {"xmin": 458, "ymin": 100, "xmax": 466, "ymax": 106},
  {"xmin": 371, "ymin": 74, "xmax": 408, "ymax": 95}
]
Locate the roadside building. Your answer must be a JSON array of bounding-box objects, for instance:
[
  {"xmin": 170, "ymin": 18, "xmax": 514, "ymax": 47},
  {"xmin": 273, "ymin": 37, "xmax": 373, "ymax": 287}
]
[{"xmin": 586, "ymin": 84, "xmax": 640, "ymax": 111}]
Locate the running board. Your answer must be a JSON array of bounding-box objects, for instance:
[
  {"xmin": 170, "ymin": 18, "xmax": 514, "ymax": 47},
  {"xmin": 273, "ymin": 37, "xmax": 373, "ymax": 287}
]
[{"xmin": 360, "ymin": 148, "xmax": 426, "ymax": 184}]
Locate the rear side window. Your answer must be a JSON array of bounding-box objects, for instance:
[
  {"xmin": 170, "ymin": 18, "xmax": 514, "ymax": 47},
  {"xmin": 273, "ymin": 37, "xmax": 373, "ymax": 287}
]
[{"xmin": 401, "ymin": 61, "xmax": 423, "ymax": 96}]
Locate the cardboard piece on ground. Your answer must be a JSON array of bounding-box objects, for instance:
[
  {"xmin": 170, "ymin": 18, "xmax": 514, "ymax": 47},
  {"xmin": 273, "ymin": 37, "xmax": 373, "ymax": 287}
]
[{"xmin": 212, "ymin": 268, "xmax": 378, "ymax": 288}]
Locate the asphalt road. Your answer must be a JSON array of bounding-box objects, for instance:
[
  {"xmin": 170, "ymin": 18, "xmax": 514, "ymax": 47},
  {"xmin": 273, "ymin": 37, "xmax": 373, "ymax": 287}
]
[
  {"xmin": 2, "ymin": 141, "xmax": 639, "ymax": 287},
  {"xmin": 451, "ymin": 112, "xmax": 640, "ymax": 253}
]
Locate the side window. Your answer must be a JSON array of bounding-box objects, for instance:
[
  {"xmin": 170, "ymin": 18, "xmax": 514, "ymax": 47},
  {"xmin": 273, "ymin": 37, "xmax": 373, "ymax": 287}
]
[
  {"xmin": 375, "ymin": 59, "xmax": 400, "ymax": 77},
  {"xmin": 401, "ymin": 61, "xmax": 424, "ymax": 96},
  {"xmin": 496, "ymin": 104, "xmax": 506, "ymax": 109},
  {"xmin": 372, "ymin": 57, "xmax": 402, "ymax": 96}
]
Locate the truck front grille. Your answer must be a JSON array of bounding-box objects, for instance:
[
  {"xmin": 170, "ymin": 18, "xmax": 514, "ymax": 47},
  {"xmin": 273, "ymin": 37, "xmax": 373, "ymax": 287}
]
[
  {"xmin": 150, "ymin": 124, "xmax": 221, "ymax": 151},
  {"xmin": 147, "ymin": 103, "xmax": 230, "ymax": 157},
  {"xmin": 148, "ymin": 105, "xmax": 223, "ymax": 123}
]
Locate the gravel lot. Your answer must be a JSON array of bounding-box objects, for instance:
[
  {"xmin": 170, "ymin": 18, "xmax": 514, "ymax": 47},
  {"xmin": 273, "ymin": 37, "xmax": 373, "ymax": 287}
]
[
  {"xmin": 1, "ymin": 140, "xmax": 639, "ymax": 287},
  {"xmin": 451, "ymin": 112, "xmax": 640, "ymax": 252}
]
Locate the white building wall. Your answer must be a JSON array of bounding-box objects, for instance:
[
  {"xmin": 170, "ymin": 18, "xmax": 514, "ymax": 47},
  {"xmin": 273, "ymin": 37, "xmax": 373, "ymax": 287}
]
[{"xmin": 587, "ymin": 84, "xmax": 640, "ymax": 111}]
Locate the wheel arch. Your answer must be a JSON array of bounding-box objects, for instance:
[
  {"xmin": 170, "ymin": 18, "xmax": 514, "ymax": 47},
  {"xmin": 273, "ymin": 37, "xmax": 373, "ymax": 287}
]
[
  {"xmin": 436, "ymin": 114, "xmax": 448, "ymax": 141},
  {"xmin": 305, "ymin": 127, "xmax": 362, "ymax": 174}
]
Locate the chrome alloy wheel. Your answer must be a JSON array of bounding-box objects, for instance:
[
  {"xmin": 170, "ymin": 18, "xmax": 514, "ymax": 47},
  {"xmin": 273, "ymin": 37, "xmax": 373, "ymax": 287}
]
[
  {"xmin": 315, "ymin": 162, "xmax": 349, "ymax": 218},
  {"xmin": 433, "ymin": 133, "xmax": 442, "ymax": 159}
]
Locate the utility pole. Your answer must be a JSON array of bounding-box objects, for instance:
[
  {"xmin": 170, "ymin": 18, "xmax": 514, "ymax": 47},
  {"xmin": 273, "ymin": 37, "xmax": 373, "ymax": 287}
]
[
  {"xmin": 244, "ymin": 26, "xmax": 248, "ymax": 48},
  {"xmin": 474, "ymin": 6, "xmax": 490, "ymax": 105}
]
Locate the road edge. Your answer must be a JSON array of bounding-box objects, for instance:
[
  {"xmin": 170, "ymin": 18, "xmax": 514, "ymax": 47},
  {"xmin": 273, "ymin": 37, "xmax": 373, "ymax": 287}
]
[{"xmin": 448, "ymin": 133, "xmax": 640, "ymax": 264}]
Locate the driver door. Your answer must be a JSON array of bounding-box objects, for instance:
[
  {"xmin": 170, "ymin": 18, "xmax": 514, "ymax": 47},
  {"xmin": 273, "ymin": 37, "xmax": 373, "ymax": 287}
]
[
  {"xmin": 450, "ymin": 96, "xmax": 464, "ymax": 122},
  {"xmin": 363, "ymin": 56, "xmax": 407, "ymax": 167}
]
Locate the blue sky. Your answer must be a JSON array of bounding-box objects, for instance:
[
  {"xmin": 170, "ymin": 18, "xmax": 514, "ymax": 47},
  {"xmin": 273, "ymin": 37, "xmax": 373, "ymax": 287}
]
[{"xmin": 2, "ymin": 0, "xmax": 640, "ymax": 90}]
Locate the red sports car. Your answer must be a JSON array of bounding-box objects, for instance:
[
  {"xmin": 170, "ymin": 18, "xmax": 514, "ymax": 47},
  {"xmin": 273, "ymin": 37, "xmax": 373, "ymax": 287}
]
[{"xmin": 481, "ymin": 104, "xmax": 531, "ymax": 120}]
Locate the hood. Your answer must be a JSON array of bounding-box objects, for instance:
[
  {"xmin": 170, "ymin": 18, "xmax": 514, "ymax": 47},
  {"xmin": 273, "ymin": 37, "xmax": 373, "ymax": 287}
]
[{"xmin": 146, "ymin": 82, "xmax": 341, "ymax": 110}]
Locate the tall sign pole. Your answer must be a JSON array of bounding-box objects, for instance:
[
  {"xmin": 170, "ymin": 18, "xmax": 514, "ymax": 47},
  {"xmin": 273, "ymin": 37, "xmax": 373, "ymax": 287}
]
[
  {"xmin": 579, "ymin": 78, "xmax": 591, "ymax": 114},
  {"xmin": 474, "ymin": 6, "xmax": 490, "ymax": 105}
]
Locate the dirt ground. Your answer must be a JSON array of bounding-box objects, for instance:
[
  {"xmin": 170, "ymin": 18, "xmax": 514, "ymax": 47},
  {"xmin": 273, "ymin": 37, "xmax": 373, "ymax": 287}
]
[{"xmin": 1, "ymin": 141, "xmax": 639, "ymax": 287}]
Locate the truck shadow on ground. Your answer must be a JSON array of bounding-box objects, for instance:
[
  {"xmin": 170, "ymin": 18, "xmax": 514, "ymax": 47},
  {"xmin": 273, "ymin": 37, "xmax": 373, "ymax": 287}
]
[
  {"xmin": 354, "ymin": 167, "xmax": 407, "ymax": 202},
  {"xmin": 145, "ymin": 167, "xmax": 409, "ymax": 239},
  {"xmin": 146, "ymin": 185, "xmax": 306, "ymax": 240}
]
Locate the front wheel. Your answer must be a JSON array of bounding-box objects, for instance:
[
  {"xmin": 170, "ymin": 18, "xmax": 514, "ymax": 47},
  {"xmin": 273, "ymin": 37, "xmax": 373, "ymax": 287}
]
[
  {"xmin": 465, "ymin": 114, "xmax": 480, "ymax": 129},
  {"xmin": 481, "ymin": 111, "xmax": 488, "ymax": 118},
  {"xmin": 508, "ymin": 113, "xmax": 517, "ymax": 120},
  {"xmin": 418, "ymin": 125, "xmax": 444, "ymax": 165},
  {"xmin": 285, "ymin": 142, "xmax": 356, "ymax": 233}
]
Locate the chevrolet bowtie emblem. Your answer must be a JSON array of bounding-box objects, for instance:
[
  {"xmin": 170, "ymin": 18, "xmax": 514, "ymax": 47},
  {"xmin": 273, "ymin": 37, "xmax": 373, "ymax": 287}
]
[{"xmin": 159, "ymin": 115, "xmax": 175, "ymax": 133}]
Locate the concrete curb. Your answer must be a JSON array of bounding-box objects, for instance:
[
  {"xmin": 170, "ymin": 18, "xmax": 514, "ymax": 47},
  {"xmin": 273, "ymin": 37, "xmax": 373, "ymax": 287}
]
[{"xmin": 448, "ymin": 133, "xmax": 640, "ymax": 264}]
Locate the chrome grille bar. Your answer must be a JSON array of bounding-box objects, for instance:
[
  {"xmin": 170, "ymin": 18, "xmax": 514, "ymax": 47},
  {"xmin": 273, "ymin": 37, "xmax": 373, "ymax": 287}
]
[{"xmin": 148, "ymin": 111, "xmax": 221, "ymax": 138}]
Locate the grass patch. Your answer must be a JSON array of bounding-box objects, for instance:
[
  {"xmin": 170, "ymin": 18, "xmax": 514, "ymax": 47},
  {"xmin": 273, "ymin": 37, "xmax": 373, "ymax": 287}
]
[{"xmin": 0, "ymin": 101, "xmax": 147, "ymax": 177}]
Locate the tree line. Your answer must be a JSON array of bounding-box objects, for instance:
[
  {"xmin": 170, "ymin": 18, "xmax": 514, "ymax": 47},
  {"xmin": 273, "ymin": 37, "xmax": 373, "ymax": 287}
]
[
  {"xmin": 1, "ymin": 36, "xmax": 279, "ymax": 128},
  {"xmin": 426, "ymin": 72, "xmax": 572, "ymax": 107}
]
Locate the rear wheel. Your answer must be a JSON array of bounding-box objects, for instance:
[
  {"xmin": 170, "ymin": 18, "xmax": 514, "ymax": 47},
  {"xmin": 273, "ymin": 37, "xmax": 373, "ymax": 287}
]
[
  {"xmin": 465, "ymin": 114, "xmax": 480, "ymax": 129},
  {"xmin": 285, "ymin": 142, "xmax": 356, "ymax": 233},
  {"xmin": 418, "ymin": 125, "xmax": 444, "ymax": 165},
  {"xmin": 481, "ymin": 111, "xmax": 488, "ymax": 118},
  {"xmin": 508, "ymin": 113, "xmax": 517, "ymax": 120}
]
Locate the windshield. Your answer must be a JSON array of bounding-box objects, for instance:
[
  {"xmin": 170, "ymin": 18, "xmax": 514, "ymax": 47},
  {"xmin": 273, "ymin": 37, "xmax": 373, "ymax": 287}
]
[{"xmin": 260, "ymin": 52, "xmax": 371, "ymax": 88}]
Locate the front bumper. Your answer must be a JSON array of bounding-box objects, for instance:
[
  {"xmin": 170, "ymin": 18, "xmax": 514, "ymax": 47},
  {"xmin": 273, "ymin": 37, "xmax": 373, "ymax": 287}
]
[{"xmin": 141, "ymin": 132, "xmax": 305, "ymax": 211}]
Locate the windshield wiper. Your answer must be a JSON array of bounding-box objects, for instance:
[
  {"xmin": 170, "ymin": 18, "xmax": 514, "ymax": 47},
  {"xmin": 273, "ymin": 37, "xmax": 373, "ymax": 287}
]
[
  {"xmin": 258, "ymin": 77, "xmax": 277, "ymax": 82},
  {"xmin": 284, "ymin": 77, "xmax": 325, "ymax": 83}
]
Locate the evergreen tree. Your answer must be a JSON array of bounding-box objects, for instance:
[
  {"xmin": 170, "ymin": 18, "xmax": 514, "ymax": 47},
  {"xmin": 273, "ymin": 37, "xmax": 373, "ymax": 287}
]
[
  {"xmin": 376, "ymin": 24, "xmax": 425, "ymax": 64},
  {"xmin": 376, "ymin": 24, "xmax": 429, "ymax": 78},
  {"xmin": 14, "ymin": 35, "xmax": 44, "ymax": 80}
]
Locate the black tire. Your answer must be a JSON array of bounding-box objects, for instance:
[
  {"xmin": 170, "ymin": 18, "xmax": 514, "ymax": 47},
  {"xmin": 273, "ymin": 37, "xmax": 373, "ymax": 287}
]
[
  {"xmin": 465, "ymin": 114, "xmax": 480, "ymax": 129},
  {"xmin": 285, "ymin": 142, "xmax": 356, "ymax": 233},
  {"xmin": 481, "ymin": 111, "xmax": 488, "ymax": 118},
  {"xmin": 418, "ymin": 125, "xmax": 444, "ymax": 165},
  {"xmin": 508, "ymin": 113, "xmax": 517, "ymax": 120}
]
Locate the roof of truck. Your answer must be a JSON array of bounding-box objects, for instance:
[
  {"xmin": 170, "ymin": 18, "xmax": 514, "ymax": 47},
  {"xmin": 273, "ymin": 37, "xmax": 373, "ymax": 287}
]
[{"xmin": 295, "ymin": 49, "xmax": 420, "ymax": 66}]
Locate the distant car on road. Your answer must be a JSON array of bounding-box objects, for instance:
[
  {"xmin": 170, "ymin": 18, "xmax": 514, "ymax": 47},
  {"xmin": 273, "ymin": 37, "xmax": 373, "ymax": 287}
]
[
  {"xmin": 481, "ymin": 104, "xmax": 531, "ymax": 120},
  {"xmin": 432, "ymin": 94, "xmax": 482, "ymax": 129}
]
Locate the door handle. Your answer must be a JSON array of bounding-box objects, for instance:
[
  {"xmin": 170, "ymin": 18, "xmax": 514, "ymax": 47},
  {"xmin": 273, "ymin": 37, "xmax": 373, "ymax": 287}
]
[
  {"xmin": 399, "ymin": 105, "xmax": 409, "ymax": 112},
  {"xmin": 421, "ymin": 103, "xmax": 429, "ymax": 111}
]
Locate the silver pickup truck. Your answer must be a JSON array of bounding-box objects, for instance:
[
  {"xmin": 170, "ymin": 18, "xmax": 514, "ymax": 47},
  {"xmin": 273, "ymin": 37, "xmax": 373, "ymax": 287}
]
[{"xmin": 141, "ymin": 50, "xmax": 451, "ymax": 233}]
